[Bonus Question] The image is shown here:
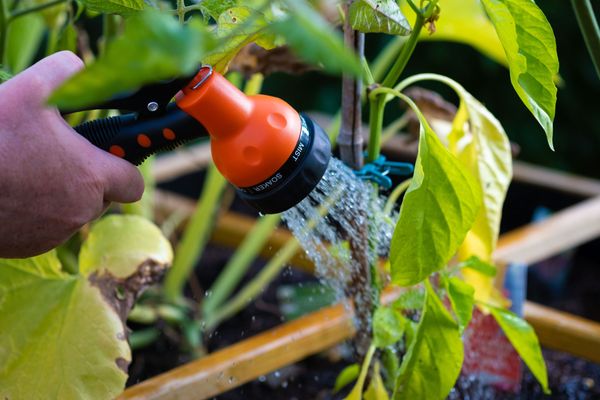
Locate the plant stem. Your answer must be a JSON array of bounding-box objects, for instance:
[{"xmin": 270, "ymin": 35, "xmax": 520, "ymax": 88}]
[
  {"xmin": 346, "ymin": 344, "xmax": 376, "ymax": 397},
  {"xmin": 163, "ymin": 164, "xmax": 228, "ymax": 303},
  {"xmin": 367, "ymin": 95, "xmax": 385, "ymax": 162},
  {"xmin": 204, "ymin": 187, "xmax": 345, "ymax": 331},
  {"xmin": 571, "ymin": 0, "xmax": 600, "ymax": 79},
  {"xmin": 0, "ymin": 0, "xmax": 7, "ymax": 65},
  {"xmin": 202, "ymin": 214, "xmax": 281, "ymax": 317},
  {"xmin": 7, "ymin": 0, "xmax": 67, "ymax": 23},
  {"xmin": 383, "ymin": 178, "xmax": 412, "ymax": 215},
  {"xmin": 176, "ymin": 0, "xmax": 186, "ymax": 23},
  {"xmin": 338, "ymin": 1, "xmax": 365, "ymax": 170},
  {"xmin": 366, "ymin": 1, "xmax": 435, "ymax": 162},
  {"xmin": 380, "ymin": 9, "xmax": 425, "ymax": 89}
]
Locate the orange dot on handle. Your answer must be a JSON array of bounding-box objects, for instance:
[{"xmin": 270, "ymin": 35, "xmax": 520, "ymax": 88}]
[
  {"xmin": 137, "ymin": 134, "xmax": 151, "ymax": 148},
  {"xmin": 109, "ymin": 145, "xmax": 125, "ymax": 158},
  {"xmin": 162, "ymin": 128, "xmax": 176, "ymax": 140}
]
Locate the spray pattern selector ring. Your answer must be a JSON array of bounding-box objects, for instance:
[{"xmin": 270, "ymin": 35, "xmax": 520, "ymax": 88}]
[{"xmin": 354, "ymin": 155, "xmax": 414, "ymax": 189}]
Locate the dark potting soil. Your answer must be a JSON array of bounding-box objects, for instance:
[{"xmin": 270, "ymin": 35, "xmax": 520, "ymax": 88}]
[{"xmin": 127, "ymin": 175, "xmax": 600, "ymax": 399}]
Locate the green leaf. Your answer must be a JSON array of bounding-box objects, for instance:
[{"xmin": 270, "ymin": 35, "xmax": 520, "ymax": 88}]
[
  {"xmin": 480, "ymin": 0, "xmax": 558, "ymax": 149},
  {"xmin": 271, "ymin": 1, "xmax": 363, "ymax": 76},
  {"xmin": 6, "ymin": 12, "xmax": 45, "ymax": 73},
  {"xmin": 349, "ymin": 0, "xmax": 411, "ymax": 35},
  {"xmin": 390, "ymin": 100, "xmax": 481, "ymax": 286},
  {"xmin": 365, "ymin": 362, "xmax": 391, "ymax": 400},
  {"xmin": 373, "ymin": 306, "xmax": 407, "ymax": 348},
  {"xmin": 490, "ymin": 306, "xmax": 550, "ymax": 394},
  {"xmin": 393, "ymin": 281, "xmax": 464, "ymax": 400},
  {"xmin": 81, "ymin": 0, "xmax": 146, "ymax": 14},
  {"xmin": 445, "ymin": 277, "xmax": 475, "ymax": 333},
  {"xmin": 400, "ymin": 0, "xmax": 507, "ymax": 65},
  {"xmin": 0, "ymin": 215, "xmax": 173, "ymax": 399},
  {"xmin": 49, "ymin": 10, "xmax": 212, "ymax": 110},
  {"xmin": 334, "ymin": 363, "xmax": 360, "ymax": 393},
  {"xmin": 0, "ymin": 252, "xmax": 129, "ymax": 399},
  {"xmin": 396, "ymin": 73, "xmax": 510, "ymax": 305},
  {"xmin": 79, "ymin": 215, "xmax": 173, "ymax": 278},
  {"xmin": 459, "ymin": 256, "xmax": 497, "ymax": 277},
  {"xmin": 203, "ymin": 6, "xmax": 281, "ymax": 73},
  {"xmin": 197, "ymin": 0, "xmax": 239, "ymax": 20},
  {"xmin": 392, "ymin": 288, "xmax": 425, "ymax": 310}
]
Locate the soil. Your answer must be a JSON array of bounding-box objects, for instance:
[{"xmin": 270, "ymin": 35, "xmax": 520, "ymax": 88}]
[{"xmin": 127, "ymin": 175, "xmax": 600, "ymax": 399}]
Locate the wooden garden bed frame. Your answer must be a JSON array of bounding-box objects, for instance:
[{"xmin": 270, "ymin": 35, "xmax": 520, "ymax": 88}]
[{"xmin": 118, "ymin": 144, "xmax": 600, "ymax": 399}]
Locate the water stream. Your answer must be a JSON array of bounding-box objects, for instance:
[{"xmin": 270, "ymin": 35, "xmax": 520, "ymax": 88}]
[{"xmin": 282, "ymin": 157, "xmax": 397, "ymax": 303}]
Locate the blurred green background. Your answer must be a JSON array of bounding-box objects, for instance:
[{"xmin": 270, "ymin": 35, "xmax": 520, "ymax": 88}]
[{"xmin": 262, "ymin": 2, "xmax": 600, "ymax": 177}]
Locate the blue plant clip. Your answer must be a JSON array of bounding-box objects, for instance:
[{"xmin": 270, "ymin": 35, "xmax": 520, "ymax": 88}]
[{"xmin": 354, "ymin": 155, "xmax": 414, "ymax": 189}]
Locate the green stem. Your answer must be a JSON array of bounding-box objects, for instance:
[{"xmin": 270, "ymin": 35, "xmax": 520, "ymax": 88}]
[
  {"xmin": 367, "ymin": 95, "xmax": 385, "ymax": 162},
  {"xmin": 0, "ymin": 0, "xmax": 7, "ymax": 65},
  {"xmin": 366, "ymin": 1, "xmax": 434, "ymax": 163},
  {"xmin": 571, "ymin": 0, "xmax": 600, "ymax": 79},
  {"xmin": 177, "ymin": 0, "xmax": 186, "ymax": 23},
  {"xmin": 163, "ymin": 164, "xmax": 228, "ymax": 302},
  {"xmin": 371, "ymin": 36, "xmax": 408, "ymax": 83},
  {"xmin": 380, "ymin": 10, "xmax": 425, "ymax": 89},
  {"xmin": 202, "ymin": 214, "xmax": 281, "ymax": 317},
  {"xmin": 204, "ymin": 187, "xmax": 345, "ymax": 330},
  {"xmin": 7, "ymin": 0, "xmax": 66, "ymax": 23},
  {"xmin": 383, "ymin": 178, "xmax": 412, "ymax": 215},
  {"xmin": 204, "ymin": 234, "xmax": 301, "ymax": 330},
  {"xmin": 345, "ymin": 344, "xmax": 376, "ymax": 398}
]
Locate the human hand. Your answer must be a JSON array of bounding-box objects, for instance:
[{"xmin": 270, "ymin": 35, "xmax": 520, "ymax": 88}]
[{"xmin": 0, "ymin": 51, "xmax": 144, "ymax": 258}]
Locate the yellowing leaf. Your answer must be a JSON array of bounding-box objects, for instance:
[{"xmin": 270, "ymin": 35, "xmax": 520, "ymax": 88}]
[
  {"xmin": 390, "ymin": 96, "xmax": 481, "ymax": 286},
  {"xmin": 400, "ymin": 0, "xmax": 506, "ymax": 65},
  {"xmin": 398, "ymin": 73, "xmax": 511, "ymax": 306},
  {"xmin": 0, "ymin": 216, "xmax": 173, "ymax": 399},
  {"xmin": 0, "ymin": 252, "xmax": 129, "ymax": 399},
  {"xmin": 79, "ymin": 215, "xmax": 173, "ymax": 278},
  {"xmin": 393, "ymin": 281, "xmax": 463, "ymax": 400},
  {"xmin": 480, "ymin": 0, "xmax": 558, "ymax": 149}
]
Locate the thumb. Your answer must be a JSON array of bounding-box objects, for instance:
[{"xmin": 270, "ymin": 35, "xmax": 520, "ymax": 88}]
[
  {"xmin": 94, "ymin": 147, "xmax": 145, "ymax": 204},
  {"xmin": 13, "ymin": 51, "xmax": 84, "ymax": 101}
]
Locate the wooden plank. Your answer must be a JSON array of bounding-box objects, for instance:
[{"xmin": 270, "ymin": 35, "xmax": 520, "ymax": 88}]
[
  {"xmin": 494, "ymin": 195, "xmax": 600, "ymax": 265},
  {"xmin": 153, "ymin": 143, "xmax": 211, "ymax": 184},
  {"xmin": 524, "ymin": 302, "xmax": 600, "ymax": 363},
  {"xmin": 512, "ymin": 160, "xmax": 600, "ymax": 198},
  {"xmin": 119, "ymin": 302, "xmax": 355, "ymax": 400}
]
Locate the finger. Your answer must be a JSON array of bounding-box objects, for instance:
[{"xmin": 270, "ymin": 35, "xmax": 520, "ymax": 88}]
[
  {"xmin": 12, "ymin": 51, "xmax": 84, "ymax": 101},
  {"xmin": 97, "ymin": 151, "xmax": 145, "ymax": 204}
]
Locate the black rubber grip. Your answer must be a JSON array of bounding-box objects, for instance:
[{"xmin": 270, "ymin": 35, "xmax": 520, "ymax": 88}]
[{"xmin": 74, "ymin": 103, "xmax": 209, "ymax": 165}]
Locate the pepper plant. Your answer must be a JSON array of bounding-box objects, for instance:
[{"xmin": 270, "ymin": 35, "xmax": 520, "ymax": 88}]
[{"xmin": 0, "ymin": 0, "xmax": 590, "ymax": 398}]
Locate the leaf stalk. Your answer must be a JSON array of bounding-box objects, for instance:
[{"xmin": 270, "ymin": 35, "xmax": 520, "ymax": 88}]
[{"xmin": 571, "ymin": 0, "xmax": 600, "ymax": 79}]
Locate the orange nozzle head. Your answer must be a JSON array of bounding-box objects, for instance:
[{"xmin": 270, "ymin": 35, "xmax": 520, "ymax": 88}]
[{"xmin": 176, "ymin": 68, "xmax": 301, "ymax": 188}]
